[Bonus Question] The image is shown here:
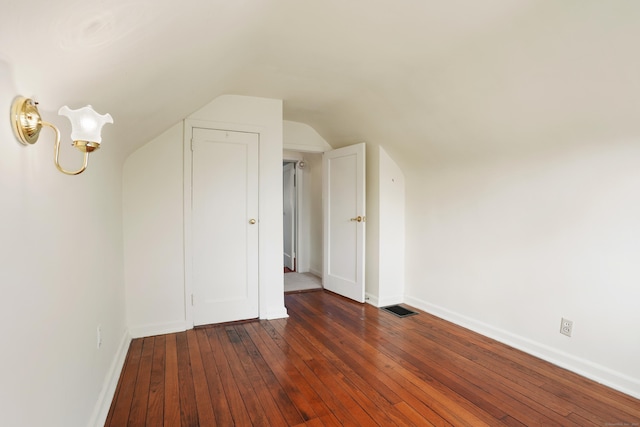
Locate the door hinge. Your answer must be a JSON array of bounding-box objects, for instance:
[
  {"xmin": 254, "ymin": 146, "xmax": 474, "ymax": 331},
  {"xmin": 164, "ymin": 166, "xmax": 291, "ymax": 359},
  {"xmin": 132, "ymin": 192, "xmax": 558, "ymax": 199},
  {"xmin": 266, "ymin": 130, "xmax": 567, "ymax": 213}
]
[{"xmin": 190, "ymin": 139, "xmax": 195, "ymax": 151}]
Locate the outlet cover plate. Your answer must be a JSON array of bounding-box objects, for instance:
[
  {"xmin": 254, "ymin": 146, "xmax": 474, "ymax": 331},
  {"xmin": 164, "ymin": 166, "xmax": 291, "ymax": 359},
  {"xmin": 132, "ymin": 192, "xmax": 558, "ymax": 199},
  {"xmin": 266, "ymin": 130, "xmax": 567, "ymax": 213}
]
[{"xmin": 560, "ymin": 318, "xmax": 573, "ymax": 337}]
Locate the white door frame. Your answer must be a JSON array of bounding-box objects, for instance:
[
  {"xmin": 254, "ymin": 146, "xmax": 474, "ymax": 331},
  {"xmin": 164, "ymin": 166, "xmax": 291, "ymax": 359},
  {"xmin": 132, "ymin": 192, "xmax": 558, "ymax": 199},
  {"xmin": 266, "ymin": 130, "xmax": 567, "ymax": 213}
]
[
  {"xmin": 283, "ymin": 161, "xmax": 297, "ymax": 271},
  {"xmin": 282, "ymin": 158, "xmax": 307, "ymax": 272},
  {"xmin": 184, "ymin": 119, "xmax": 264, "ymax": 327}
]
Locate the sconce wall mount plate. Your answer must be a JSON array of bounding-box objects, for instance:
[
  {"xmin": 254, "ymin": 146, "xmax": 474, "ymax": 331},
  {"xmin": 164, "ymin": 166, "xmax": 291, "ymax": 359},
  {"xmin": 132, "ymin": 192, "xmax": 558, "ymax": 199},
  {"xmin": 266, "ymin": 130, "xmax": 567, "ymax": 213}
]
[{"xmin": 11, "ymin": 96, "xmax": 42, "ymax": 145}]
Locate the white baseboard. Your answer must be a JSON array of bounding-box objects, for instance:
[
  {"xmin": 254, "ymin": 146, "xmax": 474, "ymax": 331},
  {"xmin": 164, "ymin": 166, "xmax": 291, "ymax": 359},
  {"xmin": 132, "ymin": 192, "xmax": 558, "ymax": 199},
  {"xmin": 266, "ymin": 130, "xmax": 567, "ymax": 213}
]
[
  {"xmin": 366, "ymin": 292, "xmax": 404, "ymax": 308},
  {"xmin": 365, "ymin": 292, "xmax": 379, "ymax": 307},
  {"xmin": 89, "ymin": 330, "xmax": 132, "ymax": 427},
  {"xmin": 379, "ymin": 295, "xmax": 405, "ymax": 308},
  {"xmin": 262, "ymin": 306, "xmax": 289, "ymax": 320},
  {"xmin": 129, "ymin": 320, "xmax": 189, "ymax": 339},
  {"xmin": 404, "ymin": 295, "xmax": 640, "ymax": 400},
  {"xmin": 308, "ymin": 268, "xmax": 322, "ymax": 278}
]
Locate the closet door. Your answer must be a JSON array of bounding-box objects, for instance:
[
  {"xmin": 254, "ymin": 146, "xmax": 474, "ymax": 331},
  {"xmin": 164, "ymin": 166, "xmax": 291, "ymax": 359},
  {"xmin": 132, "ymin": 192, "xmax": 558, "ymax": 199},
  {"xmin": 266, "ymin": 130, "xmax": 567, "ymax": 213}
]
[
  {"xmin": 323, "ymin": 143, "xmax": 366, "ymax": 303},
  {"xmin": 191, "ymin": 128, "xmax": 259, "ymax": 325}
]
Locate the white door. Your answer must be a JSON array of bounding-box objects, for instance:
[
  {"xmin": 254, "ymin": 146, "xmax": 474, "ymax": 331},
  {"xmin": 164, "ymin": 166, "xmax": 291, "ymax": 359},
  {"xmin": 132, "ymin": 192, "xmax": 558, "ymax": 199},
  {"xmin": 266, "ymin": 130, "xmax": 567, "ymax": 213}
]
[
  {"xmin": 323, "ymin": 143, "xmax": 366, "ymax": 302},
  {"xmin": 283, "ymin": 162, "xmax": 296, "ymax": 271},
  {"xmin": 191, "ymin": 128, "xmax": 259, "ymax": 325}
]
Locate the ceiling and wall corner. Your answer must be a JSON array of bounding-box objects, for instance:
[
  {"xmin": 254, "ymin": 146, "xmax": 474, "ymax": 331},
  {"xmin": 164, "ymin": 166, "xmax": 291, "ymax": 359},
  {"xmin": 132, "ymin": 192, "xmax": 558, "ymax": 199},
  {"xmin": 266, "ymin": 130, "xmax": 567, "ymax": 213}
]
[{"xmin": 2, "ymin": 1, "xmax": 640, "ymax": 423}]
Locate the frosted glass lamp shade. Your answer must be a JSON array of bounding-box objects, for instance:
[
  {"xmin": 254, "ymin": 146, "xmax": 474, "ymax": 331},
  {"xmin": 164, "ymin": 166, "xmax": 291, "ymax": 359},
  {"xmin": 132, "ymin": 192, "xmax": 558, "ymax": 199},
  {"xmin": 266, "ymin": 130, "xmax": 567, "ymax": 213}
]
[{"xmin": 58, "ymin": 105, "xmax": 113, "ymax": 143}]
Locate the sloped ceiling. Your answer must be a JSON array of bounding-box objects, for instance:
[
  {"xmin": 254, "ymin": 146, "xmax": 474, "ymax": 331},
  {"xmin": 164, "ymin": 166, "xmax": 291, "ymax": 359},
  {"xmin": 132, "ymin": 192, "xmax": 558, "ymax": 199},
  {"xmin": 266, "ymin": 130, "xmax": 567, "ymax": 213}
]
[{"xmin": 2, "ymin": 1, "xmax": 640, "ymax": 168}]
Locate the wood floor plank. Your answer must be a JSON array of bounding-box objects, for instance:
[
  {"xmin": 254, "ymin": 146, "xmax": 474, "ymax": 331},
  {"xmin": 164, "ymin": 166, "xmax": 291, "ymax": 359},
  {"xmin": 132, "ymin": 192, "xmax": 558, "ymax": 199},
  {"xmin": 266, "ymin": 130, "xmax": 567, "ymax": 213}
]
[
  {"xmin": 288, "ymin": 293, "xmax": 497, "ymax": 426},
  {"xmin": 176, "ymin": 332, "xmax": 199, "ymax": 426},
  {"xmin": 215, "ymin": 327, "xmax": 269, "ymax": 425},
  {"xmin": 267, "ymin": 320, "xmax": 369, "ymax": 426},
  {"xmin": 195, "ymin": 329, "xmax": 234, "ymax": 427},
  {"xmin": 279, "ymin": 305, "xmax": 416, "ymax": 426},
  {"xmin": 163, "ymin": 334, "xmax": 181, "ymax": 427},
  {"xmin": 145, "ymin": 335, "xmax": 165, "ymax": 426},
  {"xmin": 390, "ymin": 308, "xmax": 612, "ymax": 427},
  {"xmin": 186, "ymin": 329, "xmax": 216, "ymax": 426},
  {"xmin": 223, "ymin": 325, "xmax": 289, "ymax": 425},
  {"xmin": 204, "ymin": 327, "xmax": 252, "ymax": 426},
  {"xmin": 245, "ymin": 321, "xmax": 329, "ymax": 420},
  {"xmin": 284, "ymin": 306, "xmax": 403, "ymax": 407},
  {"xmin": 394, "ymin": 401, "xmax": 438, "ymax": 427},
  {"xmin": 233, "ymin": 324, "xmax": 306, "ymax": 425},
  {"xmin": 304, "ymin": 357, "xmax": 380, "ymax": 426},
  {"xmin": 107, "ymin": 338, "xmax": 143, "ymax": 426},
  {"xmin": 127, "ymin": 337, "xmax": 154, "ymax": 426},
  {"xmin": 394, "ymin": 306, "xmax": 640, "ymax": 425},
  {"xmin": 406, "ymin": 307, "xmax": 639, "ymax": 422},
  {"xmin": 108, "ymin": 291, "xmax": 640, "ymax": 426},
  {"xmin": 348, "ymin": 307, "xmax": 579, "ymax": 425},
  {"xmin": 270, "ymin": 308, "xmax": 455, "ymax": 426},
  {"xmin": 317, "ymin": 412, "xmax": 346, "ymax": 426}
]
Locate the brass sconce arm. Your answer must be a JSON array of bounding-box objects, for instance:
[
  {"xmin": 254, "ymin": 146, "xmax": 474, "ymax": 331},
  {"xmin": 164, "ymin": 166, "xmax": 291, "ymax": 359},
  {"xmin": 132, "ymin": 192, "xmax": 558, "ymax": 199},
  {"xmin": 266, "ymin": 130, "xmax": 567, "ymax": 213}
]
[{"xmin": 40, "ymin": 121, "xmax": 90, "ymax": 175}]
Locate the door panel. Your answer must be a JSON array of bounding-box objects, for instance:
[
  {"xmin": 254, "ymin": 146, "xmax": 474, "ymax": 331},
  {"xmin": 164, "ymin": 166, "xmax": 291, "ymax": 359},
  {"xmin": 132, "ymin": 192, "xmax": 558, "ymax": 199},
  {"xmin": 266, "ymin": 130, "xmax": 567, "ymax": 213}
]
[
  {"xmin": 323, "ymin": 143, "xmax": 366, "ymax": 302},
  {"xmin": 191, "ymin": 128, "xmax": 259, "ymax": 325}
]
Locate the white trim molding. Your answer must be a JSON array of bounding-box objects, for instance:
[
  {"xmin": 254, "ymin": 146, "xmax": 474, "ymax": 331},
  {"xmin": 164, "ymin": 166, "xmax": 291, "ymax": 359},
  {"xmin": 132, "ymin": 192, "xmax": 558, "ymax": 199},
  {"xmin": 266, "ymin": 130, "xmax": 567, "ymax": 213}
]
[
  {"xmin": 261, "ymin": 306, "xmax": 289, "ymax": 320},
  {"xmin": 129, "ymin": 320, "xmax": 189, "ymax": 339},
  {"xmin": 89, "ymin": 330, "xmax": 132, "ymax": 427}
]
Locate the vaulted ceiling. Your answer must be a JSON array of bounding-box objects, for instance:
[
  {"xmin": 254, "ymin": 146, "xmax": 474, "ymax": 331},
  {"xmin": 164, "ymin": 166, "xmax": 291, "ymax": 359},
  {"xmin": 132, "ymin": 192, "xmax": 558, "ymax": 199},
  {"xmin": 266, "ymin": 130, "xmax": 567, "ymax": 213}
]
[{"xmin": 3, "ymin": 1, "xmax": 639, "ymax": 169}]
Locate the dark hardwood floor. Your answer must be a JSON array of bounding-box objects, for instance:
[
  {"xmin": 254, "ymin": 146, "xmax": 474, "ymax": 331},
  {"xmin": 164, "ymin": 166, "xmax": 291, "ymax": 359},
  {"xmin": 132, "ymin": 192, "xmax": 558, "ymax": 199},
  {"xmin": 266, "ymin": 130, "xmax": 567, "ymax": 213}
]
[{"xmin": 106, "ymin": 290, "xmax": 640, "ymax": 426}]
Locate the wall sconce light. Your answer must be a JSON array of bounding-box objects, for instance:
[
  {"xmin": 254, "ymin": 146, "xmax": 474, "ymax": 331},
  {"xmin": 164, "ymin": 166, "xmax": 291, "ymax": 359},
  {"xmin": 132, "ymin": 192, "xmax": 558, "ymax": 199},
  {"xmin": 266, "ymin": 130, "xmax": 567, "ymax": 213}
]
[{"xmin": 10, "ymin": 96, "xmax": 113, "ymax": 175}]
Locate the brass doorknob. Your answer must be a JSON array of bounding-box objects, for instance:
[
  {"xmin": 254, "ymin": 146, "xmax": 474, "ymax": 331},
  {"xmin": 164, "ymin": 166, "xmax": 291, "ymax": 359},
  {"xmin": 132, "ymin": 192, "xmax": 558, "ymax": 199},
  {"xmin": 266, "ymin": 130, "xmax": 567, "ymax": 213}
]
[
  {"xmin": 350, "ymin": 216, "xmax": 363, "ymax": 222},
  {"xmin": 249, "ymin": 219, "xmax": 257, "ymax": 224}
]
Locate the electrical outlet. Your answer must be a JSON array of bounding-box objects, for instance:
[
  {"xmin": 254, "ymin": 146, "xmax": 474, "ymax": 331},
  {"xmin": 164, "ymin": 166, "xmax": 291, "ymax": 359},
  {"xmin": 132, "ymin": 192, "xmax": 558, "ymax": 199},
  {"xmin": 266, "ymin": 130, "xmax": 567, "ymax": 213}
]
[
  {"xmin": 97, "ymin": 325, "xmax": 102, "ymax": 349},
  {"xmin": 560, "ymin": 318, "xmax": 573, "ymax": 337}
]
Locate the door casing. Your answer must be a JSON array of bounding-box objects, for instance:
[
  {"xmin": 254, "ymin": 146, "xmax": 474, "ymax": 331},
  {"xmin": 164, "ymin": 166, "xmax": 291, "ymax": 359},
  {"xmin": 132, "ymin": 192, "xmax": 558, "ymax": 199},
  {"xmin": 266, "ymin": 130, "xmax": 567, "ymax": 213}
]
[{"xmin": 283, "ymin": 161, "xmax": 296, "ymax": 271}]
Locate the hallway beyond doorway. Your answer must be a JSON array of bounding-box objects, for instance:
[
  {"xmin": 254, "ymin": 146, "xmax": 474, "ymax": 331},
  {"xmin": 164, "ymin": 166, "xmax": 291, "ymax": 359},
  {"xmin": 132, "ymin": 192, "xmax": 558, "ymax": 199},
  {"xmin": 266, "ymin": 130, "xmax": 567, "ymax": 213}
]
[{"xmin": 284, "ymin": 272, "xmax": 322, "ymax": 293}]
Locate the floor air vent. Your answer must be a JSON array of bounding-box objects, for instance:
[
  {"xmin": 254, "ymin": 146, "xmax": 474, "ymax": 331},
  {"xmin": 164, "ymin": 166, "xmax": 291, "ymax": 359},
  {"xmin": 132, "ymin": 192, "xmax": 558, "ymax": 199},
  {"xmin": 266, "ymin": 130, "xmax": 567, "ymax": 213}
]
[{"xmin": 381, "ymin": 305, "xmax": 418, "ymax": 318}]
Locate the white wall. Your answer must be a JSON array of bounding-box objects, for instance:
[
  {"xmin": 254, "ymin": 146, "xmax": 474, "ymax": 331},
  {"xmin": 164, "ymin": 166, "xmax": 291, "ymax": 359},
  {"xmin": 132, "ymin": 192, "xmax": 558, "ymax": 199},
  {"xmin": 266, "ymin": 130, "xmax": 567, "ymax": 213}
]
[
  {"xmin": 0, "ymin": 62, "xmax": 128, "ymax": 426},
  {"xmin": 123, "ymin": 123, "xmax": 186, "ymax": 337},
  {"xmin": 124, "ymin": 94, "xmax": 286, "ymax": 337},
  {"xmin": 365, "ymin": 145, "xmax": 406, "ymax": 306},
  {"xmin": 365, "ymin": 145, "xmax": 381, "ymax": 301},
  {"xmin": 404, "ymin": 141, "xmax": 640, "ymax": 398},
  {"xmin": 378, "ymin": 147, "xmax": 406, "ymax": 306},
  {"xmin": 284, "ymin": 120, "xmax": 333, "ymax": 152}
]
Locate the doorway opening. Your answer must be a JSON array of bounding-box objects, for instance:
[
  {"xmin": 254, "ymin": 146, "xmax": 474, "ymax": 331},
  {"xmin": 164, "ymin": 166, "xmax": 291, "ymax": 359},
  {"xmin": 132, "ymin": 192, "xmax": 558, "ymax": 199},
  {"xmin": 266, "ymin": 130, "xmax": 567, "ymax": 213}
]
[
  {"xmin": 283, "ymin": 153, "xmax": 323, "ymax": 293},
  {"xmin": 283, "ymin": 161, "xmax": 297, "ymax": 273}
]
